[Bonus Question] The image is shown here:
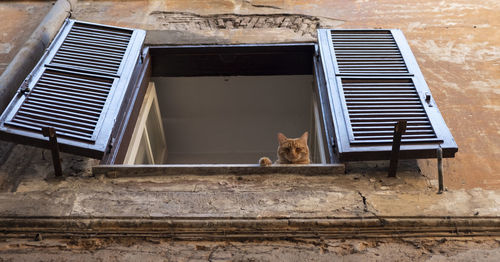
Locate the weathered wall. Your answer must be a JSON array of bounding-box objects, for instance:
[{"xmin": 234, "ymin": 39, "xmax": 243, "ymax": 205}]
[
  {"xmin": 0, "ymin": 2, "xmax": 499, "ymax": 259},
  {"xmin": 0, "ymin": 1, "xmax": 53, "ymax": 75},
  {"xmin": 69, "ymin": 0, "xmax": 500, "ymax": 190},
  {"xmin": 0, "ymin": 0, "xmax": 498, "ymax": 189}
]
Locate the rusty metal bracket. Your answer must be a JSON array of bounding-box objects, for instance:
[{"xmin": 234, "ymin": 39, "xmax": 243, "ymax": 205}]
[
  {"xmin": 41, "ymin": 127, "xmax": 62, "ymax": 177},
  {"xmin": 388, "ymin": 120, "xmax": 407, "ymax": 177},
  {"xmin": 437, "ymin": 147, "xmax": 444, "ymax": 194}
]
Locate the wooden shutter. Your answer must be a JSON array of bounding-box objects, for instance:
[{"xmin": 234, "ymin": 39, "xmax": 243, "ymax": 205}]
[
  {"xmin": 317, "ymin": 29, "xmax": 457, "ymax": 161},
  {"xmin": 0, "ymin": 20, "xmax": 146, "ymax": 158}
]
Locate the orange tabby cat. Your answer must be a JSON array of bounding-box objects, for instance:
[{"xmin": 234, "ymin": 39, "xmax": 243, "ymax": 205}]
[{"xmin": 259, "ymin": 132, "xmax": 311, "ymax": 166}]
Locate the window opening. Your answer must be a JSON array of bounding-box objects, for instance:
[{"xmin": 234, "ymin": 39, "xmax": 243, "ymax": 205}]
[{"xmin": 112, "ymin": 44, "xmax": 333, "ymax": 165}]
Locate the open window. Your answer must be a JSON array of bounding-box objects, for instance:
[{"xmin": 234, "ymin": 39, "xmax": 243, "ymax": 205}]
[
  {"xmin": 109, "ymin": 44, "xmax": 331, "ymax": 165},
  {"xmin": 0, "ymin": 20, "xmax": 457, "ymax": 174}
]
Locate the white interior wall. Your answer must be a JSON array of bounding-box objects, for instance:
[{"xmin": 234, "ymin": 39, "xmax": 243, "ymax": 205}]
[{"xmin": 152, "ymin": 75, "xmax": 314, "ymax": 164}]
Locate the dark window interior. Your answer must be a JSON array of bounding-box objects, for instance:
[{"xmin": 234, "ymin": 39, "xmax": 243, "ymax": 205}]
[
  {"xmin": 121, "ymin": 44, "xmax": 330, "ymax": 164},
  {"xmin": 149, "ymin": 44, "xmax": 314, "ymax": 77}
]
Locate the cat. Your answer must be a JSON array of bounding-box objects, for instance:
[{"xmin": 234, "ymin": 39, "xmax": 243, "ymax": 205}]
[{"xmin": 259, "ymin": 131, "xmax": 311, "ymax": 166}]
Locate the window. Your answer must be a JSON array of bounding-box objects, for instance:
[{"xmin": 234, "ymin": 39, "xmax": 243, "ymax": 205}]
[
  {"xmin": 0, "ymin": 20, "xmax": 457, "ymax": 174},
  {"xmin": 111, "ymin": 43, "xmax": 331, "ymax": 165}
]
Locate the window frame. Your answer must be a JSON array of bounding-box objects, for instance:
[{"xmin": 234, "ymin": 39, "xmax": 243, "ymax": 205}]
[
  {"xmin": 123, "ymin": 82, "xmax": 167, "ymax": 164},
  {"xmin": 101, "ymin": 43, "xmax": 340, "ymax": 167}
]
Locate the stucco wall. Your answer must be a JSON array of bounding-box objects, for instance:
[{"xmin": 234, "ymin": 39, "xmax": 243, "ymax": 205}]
[{"xmin": 0, "ymin": 1, "xmax": 53, "ymax": 74}]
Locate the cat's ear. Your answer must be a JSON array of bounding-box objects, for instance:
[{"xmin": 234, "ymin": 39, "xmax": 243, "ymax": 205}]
[
  {"xmin": 300, "ymin": 131, "xmax": 309, "ymax": 142},
  {"xmin": 277, "ymin": 132, "xmax": 288, "ymax": 143}
]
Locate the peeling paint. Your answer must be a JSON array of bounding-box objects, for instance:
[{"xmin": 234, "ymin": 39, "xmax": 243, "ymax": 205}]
[
  {"xmin": 149, "ymin": 11, "xmax": 326, "ymax": 36},
  {"xmin": 0, "ymin": 43, "xmax": 12, "ymax": 54}
]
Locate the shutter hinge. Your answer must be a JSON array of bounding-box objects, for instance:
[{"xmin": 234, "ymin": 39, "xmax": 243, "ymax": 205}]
[
  {"xmin": 314, "ymin": 44, "xmax": 319, "ymax": 57},
  {"xmin": 18, "ymin": 74, "xmax": 32, "ymax": 96},
  {"xmin": 424, "ymin": 92, "xmax": 433, "ymax": 107},
  {"xmin": 140, "ymin": 49, "xmax": 148, "ymax": 64},
  {"xmin": 107, "ymin": 138, "xmax": 115, "ymax": 154}
]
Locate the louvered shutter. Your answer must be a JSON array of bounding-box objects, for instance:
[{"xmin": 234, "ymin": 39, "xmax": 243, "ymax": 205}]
[
  {"xmin": 317, "ymin": 29, "xmax": 457, "ymax": 161},
  {"xmin": 0, "ymin": 20, "xmax": 146, "ymax": 158}
]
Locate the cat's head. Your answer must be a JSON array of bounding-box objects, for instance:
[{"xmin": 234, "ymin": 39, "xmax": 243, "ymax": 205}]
[{"xmin": 277, "ymin": 132, "xmax": 309, "ymax": 163}]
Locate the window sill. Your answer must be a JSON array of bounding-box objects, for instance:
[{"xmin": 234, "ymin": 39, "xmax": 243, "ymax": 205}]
[{"xmin": 93, "ymin": 164, "xmax": 345, "ymax": 178}]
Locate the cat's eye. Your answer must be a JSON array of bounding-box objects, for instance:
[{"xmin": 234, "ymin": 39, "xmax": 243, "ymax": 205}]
[{"xmin": 296, "ymin": 148, "xmax": 302, "ymax": 153}]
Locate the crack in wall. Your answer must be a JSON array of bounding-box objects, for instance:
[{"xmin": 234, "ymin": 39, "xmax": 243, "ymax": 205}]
[
  {"xmin": 357, "ymin": 191, "xmax": 387, "ymax": 225},
  {"xmin": 358, "ymin": 191, "xmax": 369, "ymax": 212},
  {"xmin": 243, "ymin": 0, "xmax": 282, "ymax": 10},
  {"xmin": 150, "ymin": 11, "xmax": 323, "ymax": 36}
]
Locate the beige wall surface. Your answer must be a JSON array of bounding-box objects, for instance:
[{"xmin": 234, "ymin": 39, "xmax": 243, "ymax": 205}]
[{"xmin": 0, "ymin": 1, "xmax": 53, "ymax": 74}]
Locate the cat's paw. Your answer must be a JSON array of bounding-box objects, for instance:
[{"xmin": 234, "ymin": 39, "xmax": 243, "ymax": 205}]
[{"xmin": 259, "ymin": 157, "xmax": 272, "ymax": 167}]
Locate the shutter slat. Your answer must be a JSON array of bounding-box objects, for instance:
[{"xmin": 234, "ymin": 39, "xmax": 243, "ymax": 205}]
[
  {"xmin": 350, "ymin": 117, "xmax": 430, "ymax": 121},
  {"xmin": 29, "ymin": 89, "xmax": 106, "ymax": 107},
  {"xmin": 61, "ymin": 42, "xmax": 125, "ymax": 55},
  {"xmin": 353, "ymin": 125, "xmax": 433, "ymax": 130},
  {"xmin": 355, "ymin": 134, "xmax": 437, "ymax": 139},
  {"xmin": 57, "ymin": 50, "xmax": 123, "ymax": 63},
  {"xmin": 22, "ymin": 103, "xmax": 99, "ymax": 121},
  {"xmin": 354, "ymin": 130, "xmax": 435, "ymax": 135},
  {"xmin": 34, "ymin": 86, "xmax": 107, "ymax": 101},
  {"xmin": 349, "ymin": 108, "xmax": 425, "ymax": 113},
  {"xmin": 69, "ymin": 30, "xmax": 131, "ymax": 41},
  {"xmin": 13, "ymin": 114, "xmax": 95, "ymax": 134},
  {"xmin": 52, "ymin": 57, "xmax": 121, "ymax": 69},
  {"xmin": 60, "ymin": 46, "xmax": 125, "ymax": 59},
  {"xmin": 350, "ymin": 113, "xmax": 427, "ymax": 117},
  {"xmin": 333, "ymin": 42, "xmax": 397, "ymax": 44},
  {"xmin": 346, "ymin": 98, "xmax": 421, "ymax": 102},
  {"xmin": 345, "ymin": 93, "xmax": 419, "ymax": 97},
  {"xmin": 346, "ymin": 91, "xmax": 416, "ymax": 94},
  {"xmin": 346, "ymin": 101, "xmax": 422, "ymax": 105},
  {"xmin": 37, "ymin": 81, "xmax": 109, "ymax": 96},
  {"xmin": 8, "ymin": 121, "xmax": 93, "ymax": 140},
  {"xmin": 72, "ymin": 24, "xmax": 132, "ymax": 37},
  {"xmin": 52, "ymin": 58, "xmax": 120, "ymax": 72},
  {"xmin": 344, "ymin": 82, "xmax": 414, "ymax": 86},
  {"xmin": 66, "ymin": 36, "xmax": 130, "ymax": 47},
  {"xmin": 64, "ymin": 38, "xmax": 128, "ymax": 49},
  {"xmin": 40, "ymin": 75, "xmax": 112, "ymax": 90},
  {"xmin": 340, "ymin": 64, "xmax": 407, "ymax": 68},
  {"xmin": 349, "ymin": 105, "xmax": 423, "ymax": 109},
  {"xmin": 350, "ymin": 121, "xmax": 431, "ymax": 126},
  {"xmin": 18, "ymin": 108, "xmax": 97, "ymax": 127},
  {"xmin": 350, "ymin": 138, "xmax": 443, "ymax": 145},
  {"xmin": 54, "ymin": 52, "xmax": 122, "ymax": 65},
  {"xmin": 27, "ymin": 96, "xmax": 102, "ymax": 114}
]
